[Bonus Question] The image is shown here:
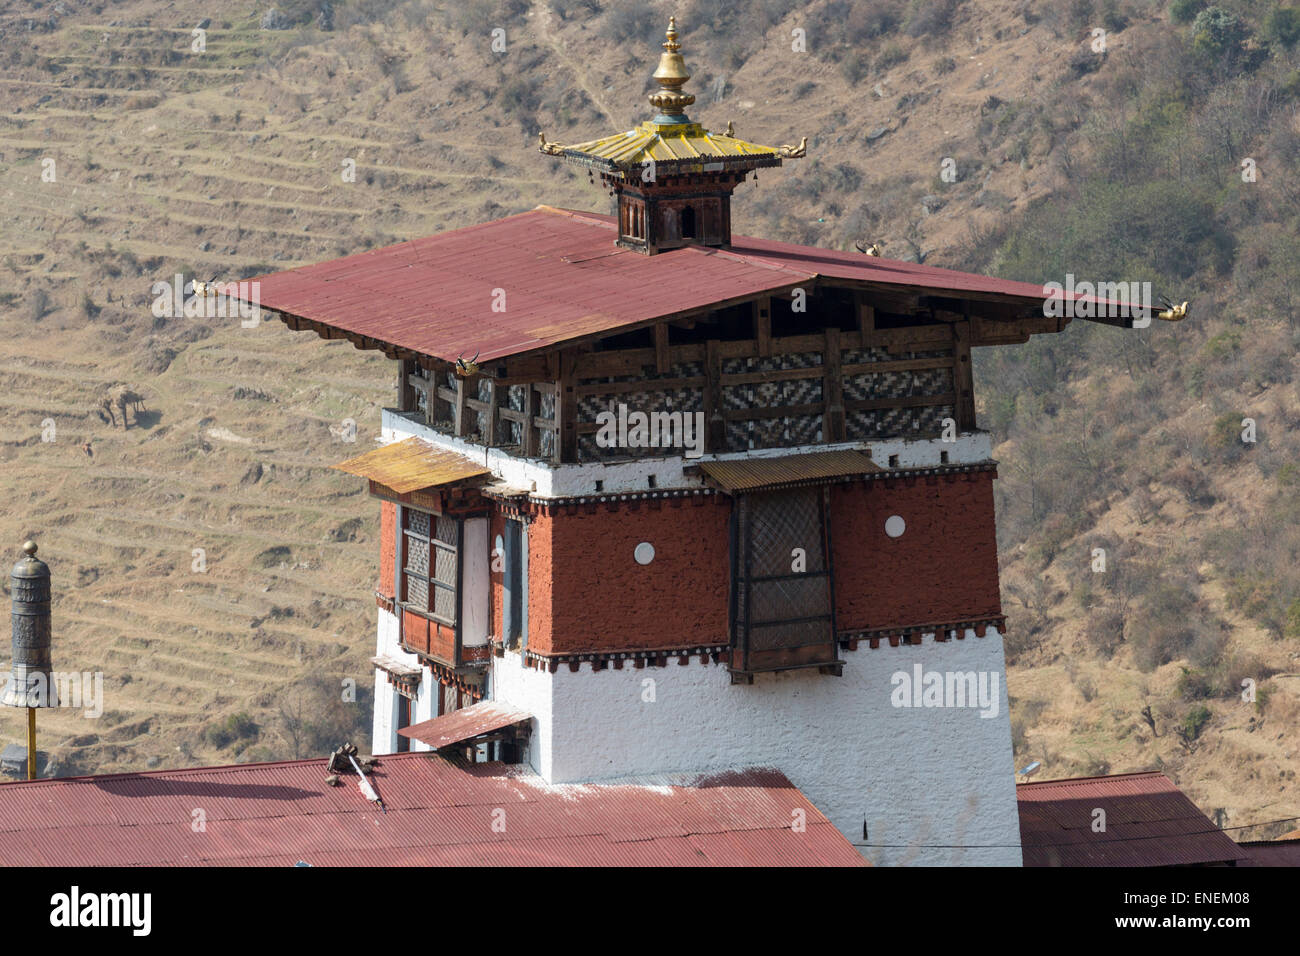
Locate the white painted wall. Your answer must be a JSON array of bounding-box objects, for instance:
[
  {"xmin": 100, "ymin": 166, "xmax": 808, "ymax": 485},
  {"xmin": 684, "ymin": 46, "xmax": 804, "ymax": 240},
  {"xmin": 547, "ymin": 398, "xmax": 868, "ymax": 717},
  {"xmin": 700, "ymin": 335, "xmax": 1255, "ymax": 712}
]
[
  {"xmin": 489, "ymin": 630, "xmax": 1021, "ymax": 867},
  {"xmin": 372, "ymin": 671, "xmax": 394, "ymax": 754},
  {"xmin": 382, "ymin": 409, "xmax": 992, "ymax": 498},
  {"xmin": 372, "ymin": 606, "xmax": 434, "ymax": 754},
  {"xmin": 488, "ymin": 651, "xmax": 556, "ymax": 779}
]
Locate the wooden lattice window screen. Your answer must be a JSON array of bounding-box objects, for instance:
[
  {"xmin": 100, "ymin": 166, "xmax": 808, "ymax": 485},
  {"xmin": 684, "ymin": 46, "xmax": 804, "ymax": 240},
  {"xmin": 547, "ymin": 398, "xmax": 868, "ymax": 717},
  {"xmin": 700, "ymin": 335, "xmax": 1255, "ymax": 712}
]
[
  {"xmin": 731, "ymin": 488, "xmax": 837, "ymax": 673},
  {"xmin": 402, "ymin": 509, "xmax": 460, "ymax": 627}
]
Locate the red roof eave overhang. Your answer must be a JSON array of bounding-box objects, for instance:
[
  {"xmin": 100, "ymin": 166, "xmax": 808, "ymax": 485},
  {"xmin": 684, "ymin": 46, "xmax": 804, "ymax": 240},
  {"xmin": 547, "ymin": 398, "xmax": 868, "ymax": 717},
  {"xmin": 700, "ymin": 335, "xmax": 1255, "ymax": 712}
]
[{"xmin": 224, "ymin": 206, "xmax": 1153, "ymax": 369}]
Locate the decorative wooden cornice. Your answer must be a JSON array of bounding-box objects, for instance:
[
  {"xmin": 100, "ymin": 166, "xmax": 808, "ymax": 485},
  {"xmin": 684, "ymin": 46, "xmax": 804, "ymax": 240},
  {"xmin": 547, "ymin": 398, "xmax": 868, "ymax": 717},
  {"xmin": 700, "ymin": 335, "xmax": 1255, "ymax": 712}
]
[
  {"xmin": 517, "ymin": 643, "xmax": 731, "ymax": 673},
  {"xmin": 520, "ymin": 487, "xmax": 721, "ymax": 516},
  {"xmin": 423, "ymin": 658, "xmax": 486, "ymax": 700},
  {"xmin": 494, "ymin": 617, "xmax": 1007, "ymax": 675},
  {"xmin": 837, "ymin": 616, "xmax": 1008, "ymax": 651}
]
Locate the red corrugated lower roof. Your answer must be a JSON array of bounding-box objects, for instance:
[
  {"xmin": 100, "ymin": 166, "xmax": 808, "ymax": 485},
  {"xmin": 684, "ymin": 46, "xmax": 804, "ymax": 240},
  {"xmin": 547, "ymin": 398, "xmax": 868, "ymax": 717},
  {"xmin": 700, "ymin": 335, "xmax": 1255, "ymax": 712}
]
[
  {"xmin": 1237, "ymin": 838, "xmax": 1300, "ymax": 867},
  {"xmin": 1017, "ymin": 771, "xmax": 1247, "ymax": 867},
  {"xmin": 0, "ymin": 754, "xmax": 865, "ymax": 867},
  {"xmin": 238, "ymin": 205, "xmax": 1137, "ymax": 365}
]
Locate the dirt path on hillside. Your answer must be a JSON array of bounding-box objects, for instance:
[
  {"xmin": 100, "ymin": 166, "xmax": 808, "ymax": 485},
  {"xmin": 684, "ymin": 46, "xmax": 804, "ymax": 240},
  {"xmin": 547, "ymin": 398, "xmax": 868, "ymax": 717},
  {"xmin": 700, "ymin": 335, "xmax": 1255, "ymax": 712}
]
[{"xmin": 534, "ymin": 2, "xmax": 620, "ymax": 128}]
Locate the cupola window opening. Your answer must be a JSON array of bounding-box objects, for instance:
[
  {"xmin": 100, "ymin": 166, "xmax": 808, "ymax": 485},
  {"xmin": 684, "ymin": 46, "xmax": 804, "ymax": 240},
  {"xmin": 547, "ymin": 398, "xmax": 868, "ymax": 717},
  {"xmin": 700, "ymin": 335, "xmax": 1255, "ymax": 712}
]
[{"xmin": 681, "ymin": 205, "xmax": 697, "ymax": 239}]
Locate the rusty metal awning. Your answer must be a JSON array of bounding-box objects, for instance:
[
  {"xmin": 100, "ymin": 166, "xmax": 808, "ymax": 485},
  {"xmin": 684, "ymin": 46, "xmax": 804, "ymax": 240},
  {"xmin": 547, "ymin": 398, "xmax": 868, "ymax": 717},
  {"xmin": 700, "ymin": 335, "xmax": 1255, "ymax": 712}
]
[
  {"xmin": 696, "ymin": 449, "xmax": 881, "ymax": 494},
  {"xmin": 332, "ymin": 437, "xmax": 490, "ymax": 494},
  {"xmin": 397, "ymin": 700, "xmax": 533, "ymax": 750}
]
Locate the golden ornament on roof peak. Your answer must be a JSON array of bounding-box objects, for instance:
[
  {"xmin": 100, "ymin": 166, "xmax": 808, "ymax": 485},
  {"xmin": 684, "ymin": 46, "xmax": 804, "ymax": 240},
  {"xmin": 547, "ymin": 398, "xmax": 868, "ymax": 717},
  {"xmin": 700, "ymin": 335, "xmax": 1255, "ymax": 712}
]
[{"xmin": 649, "ymin": 16, "xmax": 694, "ymax": 122}]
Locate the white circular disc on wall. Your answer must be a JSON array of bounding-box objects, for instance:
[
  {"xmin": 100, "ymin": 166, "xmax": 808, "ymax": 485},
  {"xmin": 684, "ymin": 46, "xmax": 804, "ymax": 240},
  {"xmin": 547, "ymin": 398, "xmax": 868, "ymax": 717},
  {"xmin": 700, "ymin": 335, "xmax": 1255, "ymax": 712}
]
[
  {"xmin": 885, "ymin": 515, "xmax": 906, "ymax": 538},
  {"xmin": 634, "ymin": 542, "xmax": 655, "ymax": 565}
]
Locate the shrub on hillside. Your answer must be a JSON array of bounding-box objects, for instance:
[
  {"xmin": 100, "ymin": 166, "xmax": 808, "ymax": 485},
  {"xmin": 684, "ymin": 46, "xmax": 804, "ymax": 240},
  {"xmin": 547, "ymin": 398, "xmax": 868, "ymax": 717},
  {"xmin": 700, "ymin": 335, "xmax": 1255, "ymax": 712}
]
[
  {"xmin": 847, "ymin": 0, "xmax": 905, "ymax": 40},
  {"xmin": 254, "ymin": 545, "xmax": 292, "ymax": 569},
  {"xmin": 1265, "ymin": 6, "xmax": 1300, "ymax": 49},
  {"xmin": 1199, "ymin": 328, "xmax": 1241, "ymax": 360},
  {"xmin": 1218, "ymin": 652, "xmax": 1271, "ymax": 697},
  {"xmin": 1010, "ymin": 716, "xmax": 1029, "ymax": 755},
  {"xmin": 1224, "ymin": 573, "xmax": 1279, "ymax": 623},
  {"xmin": 1166, "ymin": 465, "xmax": 1216, "ymax": 506},
  {"xmin": 204, "ymin": 713, "xmax": 259, "ymax": 749},
  {"xmin": 1191, "ymin": 7, "xmax": 1250, "ymax": 60},
  {"xmin": 1170, "ymin": 0, "xmax": 1206, "ymax": 25},
  {"xmin": 548, "ymin": 0, "xmax": 602, "ymax": 21},
  {"xmin": 1079, "ymin": 752, "xmax": 1111, "ymax": 775},
  {"xmin": 1084, "ymin": 605, "xmax": 1125, "ymax": 658},
  {"xmin": 1128, "ymin": 582, "xmax": 1199, "ymax": 671},
  {"xmin": 905, "ymin": 0, "xmax": 962, "ymax": 38},
  {"xmin": 1207, "ymin": 411, "xmax": 1250, "ymax": 461},
  {"xmin": 841, "ymin": 49, "xmax": 871, "ymax": 84},
  {"xmin": 1099, "ymin": 0, "xmax": 1129, "ymax": 31},
  {"xmin": 28, "ymin": 288, "xmax": 51, "ymax": 323},
  {"xmin": 1066, "ymin": 0, "xmax": 1095, "ymax": 31},
  {"xmin": 1180, "ymin": 704, "xmax": 1212, "ymax": 740},
  {"xmin": 875, "ymin": 41, "xmax": 910, "ymax": 71},
  {"xmin": 1284, "ymin": 597, "xmax": 1300, "ymax": 638},
  {"xmin": 496, "ymin": 76, "xmax": 540, "ymax": 118},
  {"xmin": 1176, "ymin": 666, "xmax": 1214, "ymax": 700}
]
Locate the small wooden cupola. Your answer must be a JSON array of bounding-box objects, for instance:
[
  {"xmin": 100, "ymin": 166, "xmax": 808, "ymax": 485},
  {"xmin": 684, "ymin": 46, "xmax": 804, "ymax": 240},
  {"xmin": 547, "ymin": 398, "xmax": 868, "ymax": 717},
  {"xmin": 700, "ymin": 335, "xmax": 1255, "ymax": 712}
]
[{"xmin": 538, "ymin": 16, "xmax": 806, "ymax": 255}]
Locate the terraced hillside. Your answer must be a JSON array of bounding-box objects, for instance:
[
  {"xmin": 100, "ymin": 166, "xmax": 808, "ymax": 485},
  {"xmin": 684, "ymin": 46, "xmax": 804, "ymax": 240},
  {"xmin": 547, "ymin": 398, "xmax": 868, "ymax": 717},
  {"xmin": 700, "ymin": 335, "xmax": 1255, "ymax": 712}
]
[{"xmin": 0, "ymin": 1, "xmax": 643, "ymax": 772}]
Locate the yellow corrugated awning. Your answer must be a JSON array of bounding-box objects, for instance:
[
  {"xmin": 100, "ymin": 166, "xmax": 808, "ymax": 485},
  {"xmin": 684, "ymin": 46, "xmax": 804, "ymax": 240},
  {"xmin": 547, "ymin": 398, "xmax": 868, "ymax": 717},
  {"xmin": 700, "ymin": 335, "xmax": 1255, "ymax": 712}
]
[
  {"xmin": 697, "ymin": 450, "xmax": 881, "ymax": 494},
  {"xmin": 332, "ymin": 437, "xmax": 490, "ymax": 494}
]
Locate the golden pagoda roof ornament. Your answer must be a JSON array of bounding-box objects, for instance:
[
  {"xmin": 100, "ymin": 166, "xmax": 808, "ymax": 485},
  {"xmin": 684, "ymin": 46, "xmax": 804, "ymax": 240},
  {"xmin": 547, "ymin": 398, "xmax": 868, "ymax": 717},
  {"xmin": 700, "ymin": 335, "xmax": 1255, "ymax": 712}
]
[
  {"xmin": 649, "ymin": 16, "xmax": 695, "ymax": 123},
  {"xmin": 539, "ymin": 15, "xmax": 805, "ymax": 178}
]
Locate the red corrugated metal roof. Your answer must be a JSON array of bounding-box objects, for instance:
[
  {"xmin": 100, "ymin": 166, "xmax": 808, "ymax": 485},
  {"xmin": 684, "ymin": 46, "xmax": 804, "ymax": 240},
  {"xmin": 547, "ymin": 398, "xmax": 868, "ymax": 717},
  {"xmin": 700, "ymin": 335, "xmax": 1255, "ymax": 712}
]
[
  {"xmin": 1017, "ymin": 771, "xmax": 1248, "ymax": 867},
  {"xmin": 240, "ymin": 205, "xmax": 1136, "ymax": 365},
  {"xmin": 0, "ymin": 755, "xmax": 865, "ymax": 867},
  {"xmin": 1237, "ymin": 838, "xmax": 1300, "ymax": 867},
  {"xmin": 397, "ymin": 700, "xmax": 532, "ymax": 748}
]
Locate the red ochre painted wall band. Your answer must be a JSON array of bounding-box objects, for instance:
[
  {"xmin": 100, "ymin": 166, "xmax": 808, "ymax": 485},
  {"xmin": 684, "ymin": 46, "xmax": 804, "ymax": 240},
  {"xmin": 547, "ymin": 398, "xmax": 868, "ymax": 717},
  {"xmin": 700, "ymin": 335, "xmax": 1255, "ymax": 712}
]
[
  {"xmin": 828, "ymin": 475, "xmax": 1002, "ymax": 633},
  {"xmin": 387, "ymin": 473, "xmax": 1003, "ymax": 658},
  {"xmin": 379, "ymin": 500, "xmax": 396, "ymax": 598},
  {"xmin": 542, "ymin": 496, "xmax": 733, "ymax": 656}
]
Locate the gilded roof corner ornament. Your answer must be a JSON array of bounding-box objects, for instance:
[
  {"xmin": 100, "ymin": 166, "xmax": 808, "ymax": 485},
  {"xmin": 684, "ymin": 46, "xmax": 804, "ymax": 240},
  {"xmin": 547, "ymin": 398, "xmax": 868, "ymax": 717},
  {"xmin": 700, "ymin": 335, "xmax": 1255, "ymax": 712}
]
[
  {"xmin": 1156, "ymin": 297, "xmax": 1189, "ymax": 321},
  {"xmin": 537, "ymin": 131, "xmax": 566, "ymax": 156},
  {"xmin": 778, "ymin": 137, "xmax": 808, "ymax": 159}
]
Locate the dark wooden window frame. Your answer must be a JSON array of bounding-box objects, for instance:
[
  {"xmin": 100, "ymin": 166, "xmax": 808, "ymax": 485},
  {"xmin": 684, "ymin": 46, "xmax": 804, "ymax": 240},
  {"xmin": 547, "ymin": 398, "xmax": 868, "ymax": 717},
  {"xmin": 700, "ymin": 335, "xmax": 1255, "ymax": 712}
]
[
  {"xmin": 400, "ymin": 508, "xmax": 463, "ymax": 630},
  {"xmin": 728, "ymin": 486, "xmax": 839, "ymax": 675},
  {"xmin": 395, "ymin": 694, "xmax": 412, "ymax": 753},
  {"xmin": 501, "ymin": 516, "xmax": 529, "ymax": 650}
]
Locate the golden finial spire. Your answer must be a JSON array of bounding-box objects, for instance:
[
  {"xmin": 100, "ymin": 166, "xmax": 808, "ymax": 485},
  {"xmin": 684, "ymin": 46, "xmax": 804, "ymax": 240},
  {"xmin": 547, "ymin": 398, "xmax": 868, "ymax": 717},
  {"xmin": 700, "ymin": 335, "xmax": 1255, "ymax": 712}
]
[{"xmin": 649, "ymin": 16, "xmax": 694, "ymax": 123}]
